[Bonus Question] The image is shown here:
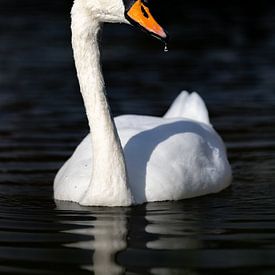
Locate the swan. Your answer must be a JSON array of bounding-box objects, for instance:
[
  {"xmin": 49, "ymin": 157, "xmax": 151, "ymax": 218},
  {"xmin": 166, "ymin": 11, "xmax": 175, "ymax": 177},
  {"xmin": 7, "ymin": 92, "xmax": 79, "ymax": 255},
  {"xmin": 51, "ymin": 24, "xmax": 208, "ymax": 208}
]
[{"xmin": 54, "ymin": 0, "xmax": 232, "ymax": 206}]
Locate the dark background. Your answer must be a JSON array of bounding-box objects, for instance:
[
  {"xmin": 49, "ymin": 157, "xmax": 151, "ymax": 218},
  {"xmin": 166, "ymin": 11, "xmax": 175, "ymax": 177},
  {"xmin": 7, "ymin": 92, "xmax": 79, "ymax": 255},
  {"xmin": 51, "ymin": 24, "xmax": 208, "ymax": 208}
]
[{"xmin": 1, "ymin": 0, "xmax": 274, "ymax": 154}]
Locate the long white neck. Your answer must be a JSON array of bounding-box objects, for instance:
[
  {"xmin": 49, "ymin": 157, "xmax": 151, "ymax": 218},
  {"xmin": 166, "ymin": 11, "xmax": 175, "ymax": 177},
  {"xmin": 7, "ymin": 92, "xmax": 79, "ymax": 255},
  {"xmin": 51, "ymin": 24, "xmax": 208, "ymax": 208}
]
[{"xmin": 71, "ymin": 2, "xmax": 132, "ymax": 206}]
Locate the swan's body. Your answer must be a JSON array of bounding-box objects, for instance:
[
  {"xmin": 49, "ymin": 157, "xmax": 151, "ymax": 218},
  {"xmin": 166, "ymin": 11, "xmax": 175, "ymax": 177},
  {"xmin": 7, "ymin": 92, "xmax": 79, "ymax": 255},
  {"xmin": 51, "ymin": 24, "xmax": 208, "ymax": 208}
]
[
  {"xmin": 55, "ymin": 92, "xmax": 231, "ymax": 205},
  {"xmin": 54, "ymin": 0, "xmax": 232, "ymax": 206}
]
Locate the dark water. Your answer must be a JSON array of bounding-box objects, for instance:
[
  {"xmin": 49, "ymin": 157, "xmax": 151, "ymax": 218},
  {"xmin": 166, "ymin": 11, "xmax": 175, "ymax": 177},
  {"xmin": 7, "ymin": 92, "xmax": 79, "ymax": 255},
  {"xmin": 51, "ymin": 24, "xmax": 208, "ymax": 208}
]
[{"xmin": 0, "ymin": 1, "xmax": 275, "ymax": 274}]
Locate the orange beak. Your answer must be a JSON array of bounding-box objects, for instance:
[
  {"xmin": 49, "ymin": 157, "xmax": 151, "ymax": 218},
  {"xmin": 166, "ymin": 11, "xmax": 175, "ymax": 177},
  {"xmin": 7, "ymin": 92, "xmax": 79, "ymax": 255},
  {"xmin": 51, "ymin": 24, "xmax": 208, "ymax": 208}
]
[{"xmin": 126, "ymin": 0, "xmax": 168, "ymax": 42}]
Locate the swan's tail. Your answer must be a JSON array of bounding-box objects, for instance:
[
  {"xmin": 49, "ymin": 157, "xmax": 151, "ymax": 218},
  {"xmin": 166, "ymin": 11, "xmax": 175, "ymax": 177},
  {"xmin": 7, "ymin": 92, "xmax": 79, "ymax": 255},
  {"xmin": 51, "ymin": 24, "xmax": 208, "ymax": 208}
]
[{"xmin": 163, "ymin": 91, "xmax": 210, "ymax": 125}]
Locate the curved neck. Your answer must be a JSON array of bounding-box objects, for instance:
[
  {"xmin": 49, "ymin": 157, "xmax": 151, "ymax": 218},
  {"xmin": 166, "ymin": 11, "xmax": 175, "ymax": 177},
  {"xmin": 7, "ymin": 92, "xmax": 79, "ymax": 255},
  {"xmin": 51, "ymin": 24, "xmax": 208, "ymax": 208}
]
[{"xmin": 71, "ymin": 2, "xmax": 132, "ymax": 206}]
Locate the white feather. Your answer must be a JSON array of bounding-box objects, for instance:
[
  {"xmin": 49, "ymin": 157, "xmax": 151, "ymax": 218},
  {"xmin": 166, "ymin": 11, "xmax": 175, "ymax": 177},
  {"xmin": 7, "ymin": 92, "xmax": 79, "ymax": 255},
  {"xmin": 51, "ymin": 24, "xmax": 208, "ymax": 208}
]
[{"xmin": 54, "ymin": 0, "xmax": 232, "ymax": 206}]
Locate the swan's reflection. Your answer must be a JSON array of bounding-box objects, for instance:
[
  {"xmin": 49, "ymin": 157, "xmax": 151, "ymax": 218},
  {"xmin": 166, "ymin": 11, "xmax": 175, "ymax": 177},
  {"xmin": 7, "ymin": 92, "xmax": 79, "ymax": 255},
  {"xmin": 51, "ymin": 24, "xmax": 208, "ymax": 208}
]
[
  {"xmin": 145, "ymin": 202, "xmax": 202, "ymax": 250},
  {"xmin": 56, "ymin": 201, "xmax": 202, "ymax": 275},
  {"xmin": 144, "ymin": 202, "xmax": 202, "ymax": 275},
  {"xmin": 55, "ymin": 201, "xmax": 128, "ymax": 275}
]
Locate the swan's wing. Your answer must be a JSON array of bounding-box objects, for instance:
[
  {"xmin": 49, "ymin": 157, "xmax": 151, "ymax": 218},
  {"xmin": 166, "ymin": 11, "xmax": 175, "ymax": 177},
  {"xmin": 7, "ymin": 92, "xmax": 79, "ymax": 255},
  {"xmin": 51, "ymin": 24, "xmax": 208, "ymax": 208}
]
[
  {"xmin": 164, "ymin": 91, "xmax": 210, "ymax": 125},
  {"xmin": 115, "ymin": 115, "xmax": 231, "ymax": 204},
  {"xmin": 55, "ymin": 115, "xmax": 231, "ymax": 204}
]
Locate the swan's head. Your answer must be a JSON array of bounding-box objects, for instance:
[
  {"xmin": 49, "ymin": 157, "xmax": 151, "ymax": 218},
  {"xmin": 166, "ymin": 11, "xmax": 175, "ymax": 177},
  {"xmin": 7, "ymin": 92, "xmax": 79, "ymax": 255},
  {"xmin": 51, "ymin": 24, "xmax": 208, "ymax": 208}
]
[{"xmin": 84, "ymin": 0, "xmax": 168, "ymax": 44}]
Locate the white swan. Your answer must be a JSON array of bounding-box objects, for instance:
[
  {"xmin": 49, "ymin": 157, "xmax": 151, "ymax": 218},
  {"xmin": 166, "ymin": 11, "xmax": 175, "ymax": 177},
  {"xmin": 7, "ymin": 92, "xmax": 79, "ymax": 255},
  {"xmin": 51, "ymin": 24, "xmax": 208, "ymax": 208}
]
[{"xmin": 54, "ymin": 0, "xmax": 232, "ymax": 206}]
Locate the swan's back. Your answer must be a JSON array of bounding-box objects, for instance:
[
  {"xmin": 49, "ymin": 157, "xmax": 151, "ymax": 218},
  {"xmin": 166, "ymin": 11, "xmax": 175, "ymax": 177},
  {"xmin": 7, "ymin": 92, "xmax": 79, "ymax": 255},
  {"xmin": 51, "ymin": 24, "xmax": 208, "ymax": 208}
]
[{"xmin": 115, "ymin": 115, "xmax": 231, "ymax": 204}]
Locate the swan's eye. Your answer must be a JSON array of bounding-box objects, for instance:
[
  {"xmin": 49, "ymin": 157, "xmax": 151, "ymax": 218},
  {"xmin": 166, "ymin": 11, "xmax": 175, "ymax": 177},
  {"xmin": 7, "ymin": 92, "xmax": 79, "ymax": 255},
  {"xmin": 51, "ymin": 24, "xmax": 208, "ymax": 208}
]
[{"xmin": 141, "ymin": 5, "xmax": 149, "ymax": 18}]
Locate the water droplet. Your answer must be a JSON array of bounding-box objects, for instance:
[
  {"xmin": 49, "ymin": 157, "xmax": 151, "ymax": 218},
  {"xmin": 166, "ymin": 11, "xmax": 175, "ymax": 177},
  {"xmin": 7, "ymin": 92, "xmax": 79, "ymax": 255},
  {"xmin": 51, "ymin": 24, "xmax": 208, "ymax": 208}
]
[{"xmin": 164, "ymin": 44, "xmax": 169, "ymax": 52}]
